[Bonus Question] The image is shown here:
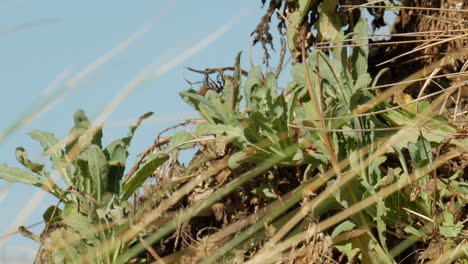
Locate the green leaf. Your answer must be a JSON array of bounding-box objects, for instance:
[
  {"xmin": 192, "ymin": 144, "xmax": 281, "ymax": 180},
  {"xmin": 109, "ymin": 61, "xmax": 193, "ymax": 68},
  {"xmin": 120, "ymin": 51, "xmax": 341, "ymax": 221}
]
[
  {"xmin": 332, "ymin": 221, "xmax": 360, "ymax": 260},
  {"xmin": 86, "ymin": 144, "xmax": 109, "ymax": 201},
  {"xmin": 332, "ymin": 220, "xmax": 356, "ymax": 238},
  {"xmin": 103, "ymin": 112, "xmax": 153, "ymax": 194},
  {"xmin": 404, "ymin": 225, "xmax": 425, "ymax": 237},
  {"xmin": 233, "ymin": 51, "xmax": 242, "ymax": 82},
  {"xmin": 376, "ymin": 198, "xmax": 389, "ymax": 252},
  {"xmin": 43, "ymin": 205, "xmax": 63, "ymax": 223},
  {"xmin": 29, "ymin": 130, "xmax": 72, "ymax": 186},
  {"xmin": 180, "ymin": 90, "xmax": 225, "ymax": 124},
  {"xmin": 28, "ymin": 130, "xmax": 59, "ymax": 151},
  {"xmin": 196, "ymin": 123, "xmax": 249, "ymax": 147},
  {"xmin": 73, "ymin": 109, "xmax": 91, "ymax": 127},
  {"xmin": 286, "ymin": 0, "xmax": 316, "ymax": 51},
  {"xmin": 353, "ymin": 73, "xmax": 372, "ymax": 92},
  {"xmin": 439, "ymin": 212, "xmax": 463, "ymax": 237},
  {"xmin": 351, "ymin": 19, "xmax": 369, "ymax": 79},
  {"xmin": 127, "ymin": 112, "xmax": 153, "ymax": 140},
  {"xmin": 0, "ymin": 163, "xmax": 50, "ymax": 190},
  {"xmin": 65, "ymin": 109, "xmax": 92, "ymax": 153},
  {"xmin": 252, "ymin": 185, "xmax": 278, "ymax": 198},
  {"xmin": 108, "ymin": 144, "xmax": 126, "ymax": 194},
  {"xmin": 316, "ymin": 0, "xmax": 340, "ymax": 41},
  {"xmin": 121, "ymin": 152, "xmax": 169, "ymax": 200},
  {"xmin": 244, "ymin": 66, "xmax": 262, "ymax": 106},
  {"xmin": 368, "ymin": 156, "xmax": 387, "ymax": 184},
  {"xmin": 223, "ymin": 78, "xmax": 236, "ymax": 112},
  {"xmin": 75, "ymin": 155, "xmax": 92, "ymax": 194},
  {"xmin": 15, "ymin": 147, "xmax": 45, "ymax": 174},
  {"xmin": 169, "ymin": 131, "xmax": 195, "ymax": 150},
  {"xmin": 62, "ymin": 210, "xmax": 93, "ymax": 235},
  {"xmin": 205, "ymin": 89, "xmax": 232, "ymax": 123}
]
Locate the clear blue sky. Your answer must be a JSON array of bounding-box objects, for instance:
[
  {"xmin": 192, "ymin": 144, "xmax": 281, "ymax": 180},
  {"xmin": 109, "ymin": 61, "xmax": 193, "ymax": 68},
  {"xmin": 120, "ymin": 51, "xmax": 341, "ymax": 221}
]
[{"xmin": 0, "ymin": 1, "xmax": 278, "ymax": 261}]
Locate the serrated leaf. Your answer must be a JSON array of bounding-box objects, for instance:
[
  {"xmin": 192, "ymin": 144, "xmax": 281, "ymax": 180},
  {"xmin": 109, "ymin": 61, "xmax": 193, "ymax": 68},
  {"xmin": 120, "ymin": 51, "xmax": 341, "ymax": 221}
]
[
  {"xmin": 105, "ymin": 111, "xmax": 153, "ymax": 157},
  {"xmin": 169, "ymin": 131, "xmax": 195, "ymax": 150},
  {"xmin": 376, "ymin": 198, "xmax": 389, "ymax": 252},
  {"xmin": 29, "ymin": 130, "xmax": 72, "ymax": 186},
  {"xmin": 332, "ymin": 221, "xmax": 360, "ymax": 261},
  {"xmin": 439, "ymin": 212, "xmax": 462, "ymax": 237},
  {"xmin": 121, "ymin": 152, "xmax": 169, "ymax": 200},
  {"xmin": 28, "ymin": 130, "xmax": 59, "ymax": 151}
]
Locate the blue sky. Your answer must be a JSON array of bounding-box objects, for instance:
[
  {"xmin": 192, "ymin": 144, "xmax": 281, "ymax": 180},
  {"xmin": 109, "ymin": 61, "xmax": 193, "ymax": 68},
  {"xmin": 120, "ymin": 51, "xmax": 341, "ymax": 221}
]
[{"xmin": 0, "ymin": 1, "xmax": 278, "ymax": 261}]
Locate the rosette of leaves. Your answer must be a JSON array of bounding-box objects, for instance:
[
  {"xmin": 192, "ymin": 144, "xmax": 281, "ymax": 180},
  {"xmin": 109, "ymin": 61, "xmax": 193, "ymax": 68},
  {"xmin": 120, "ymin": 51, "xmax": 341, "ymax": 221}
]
[
  {"xmin": 0, "ymin": 109, "xmax": 172, "ymax": 263},
  {"xmin": 180, "ymin": 53, "xmax": 329, "ymax": 170},
  {"xmin": 286, "ymin": 19, "xmax": 462, "ymax": 262}
]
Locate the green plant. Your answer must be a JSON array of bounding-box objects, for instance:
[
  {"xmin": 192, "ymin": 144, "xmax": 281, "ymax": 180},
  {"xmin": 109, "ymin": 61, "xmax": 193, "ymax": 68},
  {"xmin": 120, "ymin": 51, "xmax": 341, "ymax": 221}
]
[
  {"xmin": 2, "ymin": 1, "xmax": 467, "ymax": 263},
  {"xmin": 175, "ymin": 17, "xmax": 465, "ymax": 263},
  {"xmin": 0, "ymin": 109, "xmax": 167, "ymax": 263}
]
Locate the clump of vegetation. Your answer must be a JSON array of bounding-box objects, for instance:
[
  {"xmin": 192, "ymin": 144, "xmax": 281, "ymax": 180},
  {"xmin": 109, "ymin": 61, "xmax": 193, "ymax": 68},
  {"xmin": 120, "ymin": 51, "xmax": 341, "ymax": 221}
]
[{"xmin": 1, "ymin": 1, "xmax": 467, "ymax": 263}]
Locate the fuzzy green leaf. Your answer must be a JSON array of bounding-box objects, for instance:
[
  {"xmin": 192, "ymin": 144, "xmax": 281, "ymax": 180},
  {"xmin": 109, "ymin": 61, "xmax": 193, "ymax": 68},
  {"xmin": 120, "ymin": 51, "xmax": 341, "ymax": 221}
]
[
  {"xmin": 28, "ymin": 130, "xmax": 59, "ymax": 151},
  {"xmin": 244, "ymin": 66, "xmax": 262, "ymax": 106},
  {"xmin": 108, "ymin": 144, "xmax": 126, "ymax": 194},
  {"xmin": 439, "ymin": 212, "xmax": 463, "ymax": 237},
  {"xmin": 332, "ymin": 221, "xmax": 360, "ymax": 261},
  {"xmin": 29, "ymin": 129, "xmax": 71, "ymax": 186},
  {"xmin": 75, "ymin": 155, "xmax": 91, "ymax": 194},
  {"xmin": 180, "ymin": 90, "xmax": 224, "ymax": 124},
  {"xmin": 121, "ymin": 152, "xmax": 169, "ymax": 200},
  {"xmin": 86, "ymin": 144, "xmax": 109, "ymax": 201},
  {"xmin": 351, "ymin": 19, "xmax": 369, "ymax": 79},
  {"xmin": 353, "ymin": 73, "xmax": 372, "ymax": 92},
  {"xmin": 0, "ymin": 163, "xmax": 49, "ymax": 190},
  {"xmin": 286, "ymin": 0, "xmax": 316, "ymax": 51}
]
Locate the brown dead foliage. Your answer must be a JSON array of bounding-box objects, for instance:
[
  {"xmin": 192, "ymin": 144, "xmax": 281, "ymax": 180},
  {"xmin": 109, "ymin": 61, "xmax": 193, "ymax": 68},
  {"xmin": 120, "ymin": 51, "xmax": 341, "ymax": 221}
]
[{"xmin": 370, "ymin": 0, "xmax": 468, "ymax": 104}]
